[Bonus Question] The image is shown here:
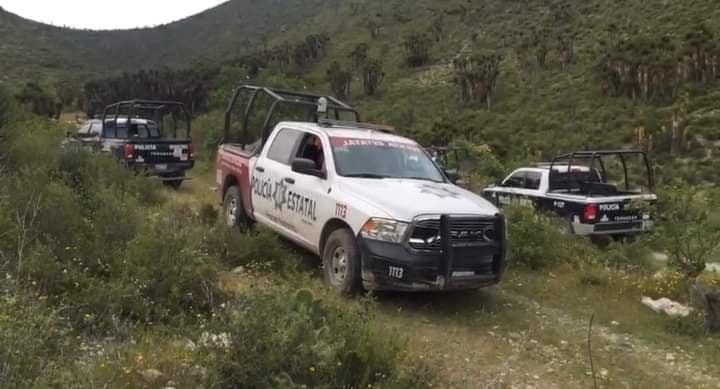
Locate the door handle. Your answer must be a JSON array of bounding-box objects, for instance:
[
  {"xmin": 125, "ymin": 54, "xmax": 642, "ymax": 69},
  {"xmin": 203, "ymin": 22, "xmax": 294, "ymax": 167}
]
[
  {"xmin": 255, "ymin": 166, "xmax": 265, "ymax": 173},
  {"xmin": 284, "ymin": 177, "xmax": 295, "ymax": 185}
]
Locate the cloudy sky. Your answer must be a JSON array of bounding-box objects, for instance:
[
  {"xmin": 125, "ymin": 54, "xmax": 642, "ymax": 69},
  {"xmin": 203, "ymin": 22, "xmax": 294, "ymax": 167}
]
[{"xmin": 0, "ymin": 0, "xmax": 229, "ymax": 30}]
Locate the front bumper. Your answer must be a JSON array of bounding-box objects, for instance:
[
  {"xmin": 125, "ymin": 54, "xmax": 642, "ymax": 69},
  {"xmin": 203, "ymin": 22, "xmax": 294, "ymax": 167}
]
[{"xmin": 359, "ymin": 216, "xmax": 508, "ymax": 291}]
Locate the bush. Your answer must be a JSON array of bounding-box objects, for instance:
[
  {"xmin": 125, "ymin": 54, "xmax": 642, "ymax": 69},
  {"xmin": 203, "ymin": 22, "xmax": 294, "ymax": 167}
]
[
  {"xmin": 0, "ymin": 292, "xmax": 71, "ymax": 388},
  {"xmin": 204, "ymin": 225, "xmax": 297, "ymax": 274},
  {"xmin": 116, "ymin": 206, "xmax": 225, "ymax": 326},
  {"xmin": 0, "ymin": 121, "xmax": 218, "ymax": 332},
  {"xmin": 506, "ymin": 205, "xmax": 599, "ymax": 270},
  {"xmin": 651, "ymin": 183, "xmax": 720, "ymax": 278},
  {"xmin": 0, "ymin": 85, "xmax": 16, "ymax": 131},
  {"xmin": 207, "ymin": 288, "xmax": 434, "ymax": 389},
  {"xmin": 191, "ymin": 110, "xmax": 225, "ymax": 158}
]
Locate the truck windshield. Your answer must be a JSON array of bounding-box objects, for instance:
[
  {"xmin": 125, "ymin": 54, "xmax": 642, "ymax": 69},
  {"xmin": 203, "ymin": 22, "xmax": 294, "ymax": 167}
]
[{"xmin": 331, "ymin": 137, "xmax": 445, "ymax": 182}]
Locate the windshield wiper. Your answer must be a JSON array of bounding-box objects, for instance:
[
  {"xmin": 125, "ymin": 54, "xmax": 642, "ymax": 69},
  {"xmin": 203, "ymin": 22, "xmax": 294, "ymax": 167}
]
[{"xmin": 343, "ymin": 173, "xmax": 390, "ymax": 179}]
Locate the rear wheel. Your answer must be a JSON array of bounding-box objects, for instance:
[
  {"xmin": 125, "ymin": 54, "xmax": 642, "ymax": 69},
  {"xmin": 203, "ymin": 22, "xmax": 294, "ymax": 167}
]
[
  {"xmin": 557, "ymin": 218, "xmax": 574, "ymax": 235},
  {"xmin": 223, "ymin": 186, "xmax": 249, "ymax": 229},
  {"xmin": 322, "ymin": 228, "xmax": 362, "ymax": 295}
]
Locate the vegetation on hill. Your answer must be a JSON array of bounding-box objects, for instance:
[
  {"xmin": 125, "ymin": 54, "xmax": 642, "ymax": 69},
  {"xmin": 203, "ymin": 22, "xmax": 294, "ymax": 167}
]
[{"xmin": 0, "ymin": 0, "xmax": 349, "ymax": 87}]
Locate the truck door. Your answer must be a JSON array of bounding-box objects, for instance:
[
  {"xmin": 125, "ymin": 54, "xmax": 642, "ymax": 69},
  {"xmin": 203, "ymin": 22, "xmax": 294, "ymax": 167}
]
[
  {"xmin": 493, "ymin": 170, "xmax": 540, "ymax": 208},
  {"xmin": 285, "ymin": 132, "xmax": 334, "ymax": 252},
  {"xmin": 493, "ymin": 170, "xmax": 526, "ymax": 206},
  {"xmin": 251, "ymin": 128, "xmax": 305, "ymax": 240}
]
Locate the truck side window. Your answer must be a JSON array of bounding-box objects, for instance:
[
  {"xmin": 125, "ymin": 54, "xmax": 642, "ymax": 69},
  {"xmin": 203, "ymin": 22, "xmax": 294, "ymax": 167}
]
[
  {"xmin": 503, "ymin": 171, "xmax": 526, "ymax": 188},
  {"xmin": 267, "ymin": 129, "xmax": 303, "ymax": 165},
  {"xmin": 296, "ymin": 133, "xmax": 325, "ymax": 170},
  {"xmin": 524, "ymin": 171, "xmax": 542, "ymax": 190}
]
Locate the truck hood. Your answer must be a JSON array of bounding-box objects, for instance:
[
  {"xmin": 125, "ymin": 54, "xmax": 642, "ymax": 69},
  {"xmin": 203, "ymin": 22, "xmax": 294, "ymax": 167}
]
[{"xmin": 338, "ymin": 178, "xmax": 500, "ymax": 221}]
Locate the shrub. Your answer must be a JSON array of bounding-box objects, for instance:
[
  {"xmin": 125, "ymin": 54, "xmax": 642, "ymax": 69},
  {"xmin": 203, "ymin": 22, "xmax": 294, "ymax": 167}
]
[
  {"xmin": 651, "ymin": 183, "xmax": 720, "ymax": 278},
  {"xmin": 191, "ymin": 110, "xmax": 225, "ymax": 158},
  {"xmin": 0, "ymin": 291, "xmax": 71, "ymax": 388},
  {"xmin": 602, "ymin": 238, "xmax": 656, "ymax": 271},
  {"xmin": 506, "ymin": 205, "xmax": 599, "ymax": 270},
  {"xmin": 107, "ymin": 205, "xmax": 226, "ymax": 327},
  {"xmin": 203, "ymin": 225, "xmax": 297, "ymax": 273},
  {"xmin": 0, "ymin": 85, "xmax": 16, "ymax": 131},
  {"xmin": 207, "ymin": 288, "xmax": 434, "ymax": 389}
]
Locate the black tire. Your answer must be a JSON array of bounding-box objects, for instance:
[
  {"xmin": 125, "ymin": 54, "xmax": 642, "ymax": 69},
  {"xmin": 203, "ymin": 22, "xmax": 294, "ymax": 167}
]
[
  {"xmin": 164, "ymin": 180, "xmax": 183, "ymax": 190},
  {"xmin": 557, "ymin": 218, "xmax": 575, "ymax": 235},
  {"xmin": 322, "ymin": 228, "xmax": 362, "ymax": 295},
  {"xmin": 223, "ymin": 186, "xmax": 249, "ymax": 229}
]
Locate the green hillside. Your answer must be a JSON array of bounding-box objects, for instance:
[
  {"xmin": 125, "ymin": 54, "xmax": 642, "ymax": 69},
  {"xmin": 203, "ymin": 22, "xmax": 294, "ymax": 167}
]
[
  {"xmin": 0, "ymin": 0, "xmax": 347, "ymax": 85},
  {"xmin": 253, "ymin": 0, "xmax": 720, "ymax": 181}
]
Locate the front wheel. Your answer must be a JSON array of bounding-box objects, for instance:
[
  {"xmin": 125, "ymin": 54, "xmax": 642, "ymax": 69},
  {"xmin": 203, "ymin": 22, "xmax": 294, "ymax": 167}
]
[{"xmin": 322, "ymin": 229, "xmax": 362, "ymax": 295}]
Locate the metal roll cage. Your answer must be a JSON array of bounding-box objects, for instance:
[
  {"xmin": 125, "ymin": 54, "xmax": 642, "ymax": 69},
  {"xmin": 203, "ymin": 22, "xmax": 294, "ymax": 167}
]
[
  {"xmin": 223, "ymin": 85, "xmax": 360, "ymax": 148},
  {"xmin": 102, "ymin": 100, "xmax": 191, "ymax": 139},
  {"xmin": 548, "ymin": 150, "xmax": 655, "ymax": 193}
]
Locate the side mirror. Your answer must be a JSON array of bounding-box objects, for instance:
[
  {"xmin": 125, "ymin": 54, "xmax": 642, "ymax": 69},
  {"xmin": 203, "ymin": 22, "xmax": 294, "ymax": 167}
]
[
  {"xmin": 444, "ymin": 169, "xmax": 460, "ymax": 184},
  {"xmin": 291, "ymin": 158, "xmax": 326, "ymax": 179}
]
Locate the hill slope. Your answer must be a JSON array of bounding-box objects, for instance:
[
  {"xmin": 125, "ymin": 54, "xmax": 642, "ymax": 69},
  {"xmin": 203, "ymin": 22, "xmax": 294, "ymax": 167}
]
[
  {"xmin": 0, "ymin": 0, "xmax": 347, "ymax": 85},
  {"xmin": 4, "ymin": 0, "xmax": 720, "ymax": 182},
  {"xmin": 250, "ymin": 0, "xmax": 720, "ymax": 182}
]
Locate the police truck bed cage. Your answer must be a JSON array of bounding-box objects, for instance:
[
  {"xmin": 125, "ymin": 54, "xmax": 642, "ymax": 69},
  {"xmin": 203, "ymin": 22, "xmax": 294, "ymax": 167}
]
[
  {"xmin": 548, "ymin": 150, "xmax": 655, "ymax": 194},
  {"xmin": 223, "ymin": 85, "xmax": 360, "ymax": 147},
  {"xmin": 102, "ymin": 100, "xmax": 191, "ymax": 139}
]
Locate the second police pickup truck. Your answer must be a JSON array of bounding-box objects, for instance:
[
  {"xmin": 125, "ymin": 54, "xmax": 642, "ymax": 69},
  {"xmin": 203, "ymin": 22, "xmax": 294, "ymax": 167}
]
[
  {"xmin": 215, "ymin": 86, "xmax": 508, "ymax": 293},
  {"xmin": 484, "ymin": 150, "xmax": 657, "ymax": 238},
  {"xmin": 66, "ymin": 100, "xmax": 195, "ymax": 188}
]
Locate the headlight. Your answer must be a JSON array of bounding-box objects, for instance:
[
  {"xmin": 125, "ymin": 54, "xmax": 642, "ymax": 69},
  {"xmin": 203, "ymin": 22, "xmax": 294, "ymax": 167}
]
[{"xmin": 361, "ymin": 218, "xmax": 409, "ymax": 243}]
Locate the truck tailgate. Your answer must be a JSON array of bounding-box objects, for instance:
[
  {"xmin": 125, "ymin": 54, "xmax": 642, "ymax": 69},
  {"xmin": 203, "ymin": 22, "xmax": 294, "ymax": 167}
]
[{"xmin": 129, "ymin": 140, "xmax": 192, "ymax": 164}]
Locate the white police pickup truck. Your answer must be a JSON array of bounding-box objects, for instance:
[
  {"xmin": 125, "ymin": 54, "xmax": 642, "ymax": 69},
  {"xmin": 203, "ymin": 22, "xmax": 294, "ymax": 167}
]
[
  {"xmin": 215, "ymin": 86, "xmax": 507, "ymax": 293},
  {"xmin": 484, "ymin": 150, "xmax": 657, "ymax": 238}
]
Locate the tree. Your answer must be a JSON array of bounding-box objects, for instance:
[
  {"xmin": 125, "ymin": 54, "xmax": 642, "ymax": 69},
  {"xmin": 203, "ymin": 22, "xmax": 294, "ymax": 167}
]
[
  {"xmin": 599, "ymin": 34, "xmax": 681, "ymax": 102},
  {"xmin": 431, "ymin": 14, "xmax": 445, "ymax": 42},
  {"xmin": 365, "ymin": 17, "xmax": 381, "ymax": 40},
  {"xmin": 362, "ymin": 59, "xmax": 385, "ymax": 96},
  {"xmin": 404, "ymin": 32, "xmax": 431, "ymax": 67},
  {"xmin": 15, "ymin": 83, "xmax": 57, "ymax": 118},
  {"xmin": 453, "ymin": 53, "xmax": 503, "ymax": 110},
  {"xmin": 683, "ymin": 25, "xmax": 720, "ymax": 84},
  {"xmin": 55, "ymin": 80, "xmax": 81, "ymax": 111},
  {"xmin": 326, "ymin": 61, "xmax": 352, "ymax": 100},
  {"xmin": 0, "ymin": 86, "xmax": 14, "ymax": 130},
  {"xmin": 348, "ymin": 43, "xmax": 369, "ymax": 71},
  {"xmin": 533, "ymin": 28, "xmax": 551, "ymax": 68},
  {"xmin": 292, "ymin": 33, "xmax": 331, "ymax": 68},
  {"xmin": 82, "ymin": 66, "xmax": 216, "ymax": 117}
]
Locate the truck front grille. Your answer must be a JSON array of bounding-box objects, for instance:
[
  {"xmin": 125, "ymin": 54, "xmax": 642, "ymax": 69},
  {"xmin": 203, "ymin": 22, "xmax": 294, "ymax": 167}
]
[{"xmin": 408, "ymin": 216, "xmax": 499, "ymax": 251}]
